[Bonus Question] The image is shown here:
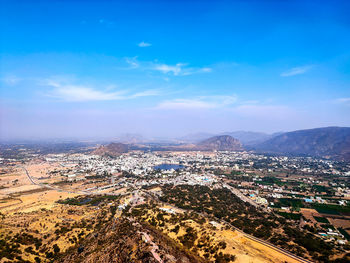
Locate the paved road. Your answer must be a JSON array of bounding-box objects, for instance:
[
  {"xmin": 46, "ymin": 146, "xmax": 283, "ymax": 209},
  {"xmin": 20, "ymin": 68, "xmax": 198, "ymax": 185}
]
[
  {"xmin": 219, "ymin": 183, "xmax": 312, "ymax": 262},
  {"xmin": 22, "ymin": 166, "xmax": 36, "ymax": 185},
  {"xmin": 151, "ymin": 190, "xmax": 313, "ymax": 263},
  {"xmin": 223, "ymin": 183, "xmax": 258, "ymax": 207},
  {"xmin": 225, "ymin": 221, "xmax": 313, "ymax": 263},
  {"xmin": 21, "ymin": 166, "xmax": 69, "ymax": 191},
  {"xmin": 222, "ymin": 182, "xmax": 272, "ymax": 214},
  {"xmin": 20, "ymin": 166, "xmax": 127, "ymax": 196}
]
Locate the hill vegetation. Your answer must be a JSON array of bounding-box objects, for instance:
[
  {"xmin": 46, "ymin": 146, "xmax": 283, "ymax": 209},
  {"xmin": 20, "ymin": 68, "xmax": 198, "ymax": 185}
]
[
  {"xmin": 196, "ymin": 135, "xmax": 243, "ymax": 151},
  {"xmin": 92, "ymin": 142, "xmax": 129, "ymax": 157},
  {"xmin": 254, "ymin": 127, "xmax": 350, "ymax": 161}
]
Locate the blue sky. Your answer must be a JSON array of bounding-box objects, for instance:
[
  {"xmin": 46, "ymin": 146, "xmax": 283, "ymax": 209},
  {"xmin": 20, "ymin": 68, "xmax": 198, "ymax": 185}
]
[{"xmin": 0, "ymin": 0, "xmax": 350, "ymax": 140}]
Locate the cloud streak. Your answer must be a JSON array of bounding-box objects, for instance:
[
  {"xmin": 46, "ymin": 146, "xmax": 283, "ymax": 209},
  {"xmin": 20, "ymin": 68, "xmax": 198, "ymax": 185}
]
[
  {"xmin": 334, "ymin": 97, "xmax": 350, "ymax": 105},
  {"xmin": 45, "ymin": 79, "xmax": 160, "ymax": 102},
  {"xmin": 1, "ymin": 75, "xmax": 21, "ymax": 85},
  {"xmin": 123, "ymin": 58, "xmax": 212, "ymax": 76},
  {"xmin": 153, "ymin": 63, "xmax": 212, "ymax": 76},
  {"xmin": 154, "ymin": 63, "xmax": 186, "ymax": 76},
  {"xmin": 138, "ymin": 41, "xmax": 151, "ymax": 47},
  {"xmin": 156, "ymin": 95, "xmax": 237, "ymax": 110},
  {"xmin": 280, "ymin": 65, "xmax": 312, "ymax": 77},
  {"xmin": 125, "ymin": 57, "xmax": 140, "ymax": 69},
  {"xmin": 98, "ymin": 19, "xmax": 115, "ymax": 27}
]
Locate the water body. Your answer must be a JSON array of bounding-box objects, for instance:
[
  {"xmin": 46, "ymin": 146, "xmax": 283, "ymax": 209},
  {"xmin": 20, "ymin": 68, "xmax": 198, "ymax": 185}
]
[{"xmin": 153, "ymin": 164, "xmax": 184, "ymax": 170}]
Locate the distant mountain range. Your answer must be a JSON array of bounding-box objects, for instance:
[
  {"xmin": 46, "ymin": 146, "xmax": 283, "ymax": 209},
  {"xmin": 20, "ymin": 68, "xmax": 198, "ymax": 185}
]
[
  {"xmin": 178, "ymin": 131, "xmax": 282, "ymax": 145},
  {"xmin": 253, "ymin": 127, "xmax": 350, "ymax": 161},
  {"xmin": 93, "ymin": 135, "xmax": 243, "ymax": 153},
  {"xmin": 92, "ymin": 127, "xmax": 350, "ymax": 161},
  {"xmin": 220, "ymin": 131, "xmax": 283, "ymax": 145},
  {"xmin": 110, "ymin": 130, "xmax": 281, "ymax": 145}
]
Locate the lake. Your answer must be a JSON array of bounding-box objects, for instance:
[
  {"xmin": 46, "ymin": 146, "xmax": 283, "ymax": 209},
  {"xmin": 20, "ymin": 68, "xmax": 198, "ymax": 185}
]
[{"xmin": 153, "ymin": 164, "xmax": 184, "ymax": 170}]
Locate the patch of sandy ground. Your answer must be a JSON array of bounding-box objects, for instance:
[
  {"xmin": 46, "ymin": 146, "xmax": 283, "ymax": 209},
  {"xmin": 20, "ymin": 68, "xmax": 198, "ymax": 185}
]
[
  {"xmin": 0, "ymin": 198, "xmax": 97, "ymax": 262},
  {"xmin": 328, "ymin": 218, "xmax": 350, "ymax": 229},
  {"xmin": 220, "ymin": 230, "xmax": 300, "ymax": 263},
  {"xmin": 0, "ymin": 189, "xmax": 78, "ymax": 214},
  {"xmin": 300, "ymin": 208, "xmax": 319, "ymax": 224}
]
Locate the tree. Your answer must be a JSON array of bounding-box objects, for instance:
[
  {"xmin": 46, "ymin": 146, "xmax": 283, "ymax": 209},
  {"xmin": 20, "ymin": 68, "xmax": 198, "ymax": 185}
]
[{"xmin": 53, "ymin": 244, "xmax": 60, "ymax": 254}]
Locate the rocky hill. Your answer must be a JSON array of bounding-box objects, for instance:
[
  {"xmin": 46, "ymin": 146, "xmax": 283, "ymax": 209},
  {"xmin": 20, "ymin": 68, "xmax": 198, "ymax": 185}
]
[
  {"xmin": 254, "ymin": 127, "xmax": 350, "ymax": 161},
  {"xmin": 92, "ymin": 142, "xmax": 129, "ymax": 157},
  {"xmin": 196, "ymin": 135, "xmax": 243, "ymax": 151},
  {"xmin": 178, "ymin": 131, "xmax": 280, "ymax": 145},
  {"xmin": 221, "ymin": 131, "xmax": 274, "ymax": 145},
  {"xmin": 59, "ymin": 217, "xmax": 203, "ymax": 263}
]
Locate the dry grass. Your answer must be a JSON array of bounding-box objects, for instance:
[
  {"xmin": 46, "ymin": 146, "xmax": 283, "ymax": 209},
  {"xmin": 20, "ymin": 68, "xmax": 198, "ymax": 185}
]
[{"xmin": 136, "ymin": 205, "xmax": 301, "ymax": 263}]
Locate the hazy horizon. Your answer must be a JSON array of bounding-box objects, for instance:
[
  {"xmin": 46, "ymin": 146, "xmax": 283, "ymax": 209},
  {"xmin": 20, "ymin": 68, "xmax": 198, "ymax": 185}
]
[{"xmin": 1, "ymin": 0, "xmax": 350, "ymax": 140}]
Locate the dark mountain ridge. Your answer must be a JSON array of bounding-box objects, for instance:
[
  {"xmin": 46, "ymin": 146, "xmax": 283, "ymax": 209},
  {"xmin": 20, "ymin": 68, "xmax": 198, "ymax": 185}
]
[{"xmin": 254, "ymin": 127, "xmax": 350, "ymax": 161}]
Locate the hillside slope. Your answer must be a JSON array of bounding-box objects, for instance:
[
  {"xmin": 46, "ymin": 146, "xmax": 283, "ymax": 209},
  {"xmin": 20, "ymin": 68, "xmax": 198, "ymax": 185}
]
[
  {"xmin": 197, "ymin": 135, "xmax": 243, "ymax": 151},
  {"xmin": 92, "ymin": 142, "xmax": 129, "ymax": 156},
  {"xmin": 221, "ymin": 131, "xmax": 273, "ymax": 145},
  {"xmin": 59, "ymin": 217, "xmax": 204, "ymax": 263},
  {"xmin": 254, "ymin": 127, "xmax": 350, "ymax": 161}
]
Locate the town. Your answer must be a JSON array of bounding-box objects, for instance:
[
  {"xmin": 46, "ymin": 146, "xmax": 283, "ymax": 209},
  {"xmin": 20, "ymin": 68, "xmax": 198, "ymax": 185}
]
[{"xmin": 1, "ymin": 144, "xmax": 349, "ymax": 262}]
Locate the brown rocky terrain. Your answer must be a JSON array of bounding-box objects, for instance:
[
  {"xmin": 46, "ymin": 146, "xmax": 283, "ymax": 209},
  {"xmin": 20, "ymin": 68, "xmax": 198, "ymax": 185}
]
[
  {"xmin": 92, "ymin": 143, "xmax": 129, "ymax": 157},
  {"xmin": 196, "ymin": 135, "xmax": 243, "ymax": 151},
  {"xmin": 59, "ymin": 216, "xmax": 204, "ymax": 263}
]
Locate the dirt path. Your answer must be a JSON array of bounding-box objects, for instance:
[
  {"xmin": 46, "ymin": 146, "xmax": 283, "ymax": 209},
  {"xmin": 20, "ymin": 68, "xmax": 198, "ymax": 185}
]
[{"xmin": 140, "ymin": 231, "xmax": 163, "ymax": 263}]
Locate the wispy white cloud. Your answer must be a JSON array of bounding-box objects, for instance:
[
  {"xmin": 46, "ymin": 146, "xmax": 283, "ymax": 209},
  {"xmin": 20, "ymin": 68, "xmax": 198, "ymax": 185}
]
[
  {"xmin": 138, "ymin": 41, "xmax": 151, "ymax": 47},
  {"xmin": 154, "ymin": 63, "xmax": 186, "ymax": 76},
  {"xmin": 334, "ymin": 97, "xmax": 350, "ymax": 105},
  {"xmin": 123, "ymin": 58, "xmax": 212, "ymax": 76},
  {"xmin": 125, "ymin": 57, "xmax": 140, "ymax": 69},
  {"xmin": 280, "ymin": 65, "xmax": 313, "ymax": 77},
  {"xmin": 157, "ymin": 99, "xmax": 214, "ymax": 109},
  {"xmin": 199, "ymin": 67, "xmax": 212, "ymax": 73},
  {"xmin": 153, "ymin": 63, "xmax": 212, "ymax": 76},
  {"xmin": 156, "ymin": 95, "xmax": 237, "ymax": 110},
  {"xmin": 240, "ymin": 100, "xmax": 259, "ymax": 105},
  {"xmin": 99, "ymin": 19, "xmax": 115, "ymax": 27},
  {"xmin": 1, "ymin": 75, "xmax": 21, "ymax": 85},
  {"xmin": 46, "ymin": 81, "xmax": 125, "ymax": 102},
  {"xmin": 130, "ymin": 89, "xmax": 162, "ymax": 98},
  {"xmin": 44, "ymin": 79, "xmax": 160, "ymax": 102}
]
